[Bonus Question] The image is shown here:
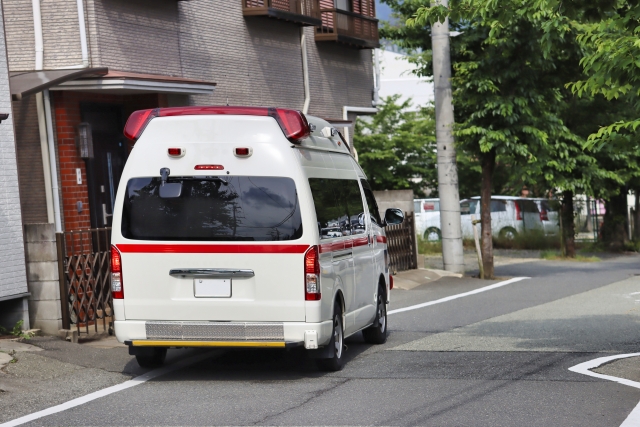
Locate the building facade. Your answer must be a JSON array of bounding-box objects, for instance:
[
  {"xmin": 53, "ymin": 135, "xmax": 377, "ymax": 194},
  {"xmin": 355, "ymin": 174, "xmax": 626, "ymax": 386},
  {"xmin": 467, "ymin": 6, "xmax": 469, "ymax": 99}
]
[
  {"xmin": 0, "ymin": 2, "xmax": 28, "ymax": 331},
  {"xmin": 5, "ymin": 0, "xmax": 378, "ymax": 232},
  {"xmin": 1, "ymin": 0, "xmax": 378, "ymax": 332}
]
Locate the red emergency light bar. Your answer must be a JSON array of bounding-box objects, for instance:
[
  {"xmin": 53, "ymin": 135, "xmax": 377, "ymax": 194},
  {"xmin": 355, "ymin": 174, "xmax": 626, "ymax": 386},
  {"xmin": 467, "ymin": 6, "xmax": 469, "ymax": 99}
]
[{"xmin": 123, "ymin": 106, "xmax": 311, "ymax": 143}]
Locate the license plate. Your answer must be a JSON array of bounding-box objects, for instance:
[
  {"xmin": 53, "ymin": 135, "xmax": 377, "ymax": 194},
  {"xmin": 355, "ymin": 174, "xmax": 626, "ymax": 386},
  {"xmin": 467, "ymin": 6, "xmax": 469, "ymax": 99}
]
[{"xmin": 194, "ymin": 278, "xmax": 231, "ymax": 298}]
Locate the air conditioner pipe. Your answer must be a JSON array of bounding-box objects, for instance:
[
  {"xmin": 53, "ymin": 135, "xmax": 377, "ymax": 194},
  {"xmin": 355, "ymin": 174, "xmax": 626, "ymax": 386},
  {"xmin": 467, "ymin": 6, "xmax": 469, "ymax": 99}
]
[{"xmin": 373, "ymin": 49, "xmax": 381, "ymax": 106}]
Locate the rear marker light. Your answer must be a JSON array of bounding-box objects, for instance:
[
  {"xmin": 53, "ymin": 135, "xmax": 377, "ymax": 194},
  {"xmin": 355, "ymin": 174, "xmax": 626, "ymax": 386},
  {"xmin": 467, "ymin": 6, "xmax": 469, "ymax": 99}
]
[
  {"xmin": 195, "ymin": 165, "xmax": 224, "ymax": 170},
  {"xmin": 111, "ymin": 245, "xmax": 123, "ymax": 299},
  {"xmin": 269, "ymin": 108, "xmax": 311, "ymax": 143},
  {"xmin": 168, "ymin": 148, "xmax": 185, "ymax": 158},
  {"xmin": 390, "ymin": 275, "xmax": 394, "ymax": 290},
  {"xmin": 234, "ymin": 147, "xmax": 252, "ymax": 157},
  {"xmin": 304, "ymin": 246, "xmax": 321, "ymax": 301},
  {"xmin": 515, "ymin": 202, "xmax": 523, "ymax": 221}
]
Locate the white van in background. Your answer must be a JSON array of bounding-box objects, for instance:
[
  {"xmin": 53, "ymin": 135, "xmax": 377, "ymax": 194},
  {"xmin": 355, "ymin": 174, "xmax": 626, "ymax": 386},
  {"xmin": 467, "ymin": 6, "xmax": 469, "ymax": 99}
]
[
  {"xmin": 416, "ymin": 196, "xmax": 543, "ymax": 240},
  {"xmin": 533, "ymin": 198, "xmax": 560, "ymax": 235},
  {"xmin": 110, "ymin": 106, "xmax": 404, "ymax": 371},
  {"xmin": 414, "ymin": 198, "xmax": 441, "ymax": 241}
]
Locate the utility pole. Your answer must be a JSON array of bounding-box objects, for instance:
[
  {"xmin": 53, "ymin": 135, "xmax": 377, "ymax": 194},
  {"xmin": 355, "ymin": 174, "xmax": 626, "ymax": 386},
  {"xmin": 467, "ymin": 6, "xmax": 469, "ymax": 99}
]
[{"xmin": 431, "ymin": 0, "xmax": 465, "ymax": 274}]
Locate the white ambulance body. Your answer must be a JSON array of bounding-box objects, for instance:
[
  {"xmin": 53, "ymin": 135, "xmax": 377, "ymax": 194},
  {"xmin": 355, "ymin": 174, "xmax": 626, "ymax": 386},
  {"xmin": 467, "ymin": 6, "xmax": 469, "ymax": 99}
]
[{"xmin": 110, "ymin": 106, "xmax": 403, "ymax": 371}]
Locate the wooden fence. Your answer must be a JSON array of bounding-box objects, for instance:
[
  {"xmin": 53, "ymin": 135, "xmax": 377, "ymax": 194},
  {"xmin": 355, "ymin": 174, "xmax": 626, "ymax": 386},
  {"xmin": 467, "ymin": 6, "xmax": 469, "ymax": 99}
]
[{"xmin": 386, "ymin": 211, "xmax": 418, "ymax": 273}]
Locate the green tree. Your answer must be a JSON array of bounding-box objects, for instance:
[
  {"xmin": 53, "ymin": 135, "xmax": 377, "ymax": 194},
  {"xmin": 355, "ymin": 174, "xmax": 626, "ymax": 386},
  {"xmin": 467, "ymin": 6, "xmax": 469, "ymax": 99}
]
[{"xmin": 354, "ymin": 95, "xmax": 438, "ymax": 196}]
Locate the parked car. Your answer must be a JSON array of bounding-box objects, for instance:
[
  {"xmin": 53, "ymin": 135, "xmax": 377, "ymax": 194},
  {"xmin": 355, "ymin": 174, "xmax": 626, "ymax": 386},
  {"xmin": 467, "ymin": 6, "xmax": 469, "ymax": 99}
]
[
  {"xmin": 533, "ymin": 198, "xmax": 560, "ymax": 236},
  {"xmin": 416, "ymin": 196, "xmax": 543, "ymax": 240},
  {"xmin": 414, "ymin": 198, "xmax": 441, "ymax": 241},
  {"xmin": 111, "ymin": 106, "xmax": 404, "ymax": 371}
]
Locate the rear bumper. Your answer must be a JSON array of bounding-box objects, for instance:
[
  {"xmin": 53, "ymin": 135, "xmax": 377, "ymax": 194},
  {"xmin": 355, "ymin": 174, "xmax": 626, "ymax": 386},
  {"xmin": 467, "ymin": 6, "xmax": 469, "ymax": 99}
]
[{"xmin": 114, "ymin": 320, "xmax": 333, "ymax": 348}]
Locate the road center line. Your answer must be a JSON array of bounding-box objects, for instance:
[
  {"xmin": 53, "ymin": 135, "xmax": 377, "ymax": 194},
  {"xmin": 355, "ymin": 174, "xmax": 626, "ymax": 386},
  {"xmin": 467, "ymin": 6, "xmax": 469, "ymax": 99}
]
[
  {"xmin": 0, "ymin": 350, "xmax": 217, "ymax": 427},
  {"xmin": 388, "ymin": 276, "xmax": 530, "ymax": 315},
  {"xmin": 569, "ymin": 353, "xmax": 640, "ymax": 427}
]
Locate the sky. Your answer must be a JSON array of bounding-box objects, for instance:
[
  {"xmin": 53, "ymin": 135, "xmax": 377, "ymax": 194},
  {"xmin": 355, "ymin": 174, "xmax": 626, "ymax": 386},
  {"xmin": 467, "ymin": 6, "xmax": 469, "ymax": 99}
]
[{"xmin": 375, "ymin": 0, "xmax": 392, "ymax": 22}]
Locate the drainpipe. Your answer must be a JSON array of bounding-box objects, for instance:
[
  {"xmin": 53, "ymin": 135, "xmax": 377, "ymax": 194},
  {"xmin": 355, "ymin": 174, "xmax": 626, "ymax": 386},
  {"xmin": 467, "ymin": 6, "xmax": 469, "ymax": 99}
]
[
  {"xmin": 372, "ymin": 49, "xmax": 381, "ymax": 106},
  {"xmin": 76, "ymin": 0, "xmax": 89, "ymax": 68},
  {"xmin": 342, "ymin": 106, "xmax": 378, "ymax": 158},
  {"xmin": 300, "ymin": 28, "xmax": 310, "ymax": 114},
  {"xmin": 32, "ymin": 0, "xmax": 54, "ymax": 223},
  {"xmin": 43, "ymin": 89, "xmax": 62, "ymax": 232}
]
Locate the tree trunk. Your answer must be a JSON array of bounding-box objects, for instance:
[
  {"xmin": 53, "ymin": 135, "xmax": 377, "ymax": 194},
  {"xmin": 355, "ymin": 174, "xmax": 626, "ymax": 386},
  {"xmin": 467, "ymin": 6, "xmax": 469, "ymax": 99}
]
[
  {"xmin": 480, "ymin": 149, "xmax": 496, "ymax": 279},
  {"xmin": 561, "ymin": 190, "xmax": 575, "ymax": 258},
  {"xmin": 602, "ymin": 188, "xmax": 629, "ymax": 250}
]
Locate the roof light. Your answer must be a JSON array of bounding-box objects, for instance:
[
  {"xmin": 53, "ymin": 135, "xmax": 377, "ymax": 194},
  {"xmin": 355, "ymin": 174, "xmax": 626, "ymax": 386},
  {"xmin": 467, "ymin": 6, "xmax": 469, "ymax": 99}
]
[
  {"xmin": 123, "ymin": 108, "xmax": 158, "ymax": 141},
  {"xmin": 270, "ymin": 108, "xmax": 311, "ymax": 143},
  {"xmin": 234, "ymin": 147, "xmax": 252, "ymax": 157},
  {"xmin": 123, "ymin": 106, "xmax": 311, "ymax": 143},
  {"xmin": 167, "ymin": 148, "xmax": 185, "ymax": 158},
  {"xmin": 194, "ymin": 165, "xmax": 224, "ymax": 170}
]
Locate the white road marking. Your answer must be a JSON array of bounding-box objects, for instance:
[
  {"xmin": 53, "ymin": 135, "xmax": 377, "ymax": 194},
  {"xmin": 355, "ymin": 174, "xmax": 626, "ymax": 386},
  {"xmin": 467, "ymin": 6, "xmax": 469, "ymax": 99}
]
[
  {"xmin": 388, "ymin": 277, "xmax": 530, "ymax": 315},
  {"xmin": 0, "ymin": 350, "xmax": 216, "ymax": 427},
  {"xmin": 568, "ymin": 353, "xmax": 640, "ymax": 427}
]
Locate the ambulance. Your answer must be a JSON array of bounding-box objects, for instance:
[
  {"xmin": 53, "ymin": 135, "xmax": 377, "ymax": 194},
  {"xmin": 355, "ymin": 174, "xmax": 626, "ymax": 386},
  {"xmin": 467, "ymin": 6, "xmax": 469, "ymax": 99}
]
[{"xmin": 110, "ymin": 106, "xmax": 404, "ymax": 371}]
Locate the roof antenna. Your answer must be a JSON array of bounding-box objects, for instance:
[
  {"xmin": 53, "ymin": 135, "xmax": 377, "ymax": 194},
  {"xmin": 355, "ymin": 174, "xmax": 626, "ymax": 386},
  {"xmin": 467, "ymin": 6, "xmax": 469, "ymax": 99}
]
[{"xmin": 226, "ymin": 98, "xmax": 229, "ymax": 106}]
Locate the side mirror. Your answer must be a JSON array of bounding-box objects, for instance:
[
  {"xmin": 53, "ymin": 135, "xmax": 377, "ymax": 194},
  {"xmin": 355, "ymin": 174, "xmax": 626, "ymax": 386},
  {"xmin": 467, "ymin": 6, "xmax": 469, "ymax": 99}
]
[
  {"xmin": 159, "ymin": 182, "xmax": 183, "ymax": 198},
  {"xmin": 383, "ymin": 208, "xmax": 404, "ymax": 226}
]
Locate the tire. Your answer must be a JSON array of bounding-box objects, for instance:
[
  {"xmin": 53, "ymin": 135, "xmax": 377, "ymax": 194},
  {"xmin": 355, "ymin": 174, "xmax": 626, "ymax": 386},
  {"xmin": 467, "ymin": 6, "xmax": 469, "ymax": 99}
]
[
  {"xmin": 499, "ymin": 227, "xmax": 518, "ymax": 240},
  {"xmin": 424, "ymin": 227, "xmax": 442, "ymax": 242},
  {"xmin": 362, "ymin": 285, "xmax": 388, "ymax": 344},
  {"xmin": 316, "ymin": 302, "xmax": 345, "ymax": 372},
  {"xmin": 135, "ymin": 347, "xmax": 167, "ymax": 368}
]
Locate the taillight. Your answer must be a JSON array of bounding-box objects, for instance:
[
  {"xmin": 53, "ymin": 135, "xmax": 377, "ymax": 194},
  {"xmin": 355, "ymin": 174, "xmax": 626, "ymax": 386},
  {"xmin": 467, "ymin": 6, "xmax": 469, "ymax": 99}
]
[
  {"xmin": 304, "ymin": 246, "xmax": 320, "ymax": 301},
  {"xmin": 111, "ymin": 245, "xmax": 123, "ymax": 299},
  {"xmin": 540, "ymin": 209, "xmax": 549, "ymax": 221},
  {"xmin": 389, "ymin": 275, "xmax": 394, "ymax": 290},
  {"xmin": 270, "ymin": 108, "xmax": 311, "ymax": 143},
  {"xmin": 515, "ymin": 202, "xmax": 523, "ymax": 221},
  {"xmin": 123, "ymin": 108, "xmax": 159, "ymax": 141}
]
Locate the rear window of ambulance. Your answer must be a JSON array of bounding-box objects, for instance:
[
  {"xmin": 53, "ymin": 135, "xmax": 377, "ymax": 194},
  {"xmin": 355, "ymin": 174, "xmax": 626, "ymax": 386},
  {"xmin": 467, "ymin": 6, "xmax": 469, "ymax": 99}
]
[{"xmin": 121, "ymin": 176, "xmax": 302, "ymax": 241}]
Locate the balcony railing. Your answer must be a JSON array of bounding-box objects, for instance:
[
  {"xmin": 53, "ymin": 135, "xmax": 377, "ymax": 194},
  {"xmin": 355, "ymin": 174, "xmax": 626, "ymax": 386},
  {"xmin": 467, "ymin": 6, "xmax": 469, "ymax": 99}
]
[
  {"xmin": 243, "ymin": 0, "xmax": 321, "ymax": 26},
  {"xmin": 315, "ymin": 8, "xmax": 379, "ymax": 49}
]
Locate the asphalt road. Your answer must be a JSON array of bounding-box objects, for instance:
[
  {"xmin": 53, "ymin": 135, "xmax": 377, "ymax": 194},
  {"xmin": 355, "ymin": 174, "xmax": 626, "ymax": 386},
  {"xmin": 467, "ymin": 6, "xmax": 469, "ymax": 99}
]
[{"xmin": 14, "ymin": 254, "xmax": 640, "ymax": 426}]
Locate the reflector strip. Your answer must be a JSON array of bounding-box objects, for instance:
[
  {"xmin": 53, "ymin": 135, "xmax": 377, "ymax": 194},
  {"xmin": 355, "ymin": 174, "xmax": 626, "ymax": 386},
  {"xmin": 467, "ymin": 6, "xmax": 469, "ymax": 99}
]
[
  {"xmin": 130, "ymin": 340, "xmax": 285, "ymax": 348},
  {"xmin": 116, "ymin": 244, "xmax": 310, "ymax": 254},
  {"xmin": 376, "ymin": 236, "xmax": 387, "ymax": 244},
  {"xmin": 319, "ymin": 236, "xmax": 371, "ymax": 253}
]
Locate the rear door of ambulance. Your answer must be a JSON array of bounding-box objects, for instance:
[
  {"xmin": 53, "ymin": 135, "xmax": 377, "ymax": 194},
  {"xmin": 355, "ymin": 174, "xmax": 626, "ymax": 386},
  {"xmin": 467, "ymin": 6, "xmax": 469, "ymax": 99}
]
[{"xmin": 111, "ymin": 114, "xmax": 314, "ymax": 323}]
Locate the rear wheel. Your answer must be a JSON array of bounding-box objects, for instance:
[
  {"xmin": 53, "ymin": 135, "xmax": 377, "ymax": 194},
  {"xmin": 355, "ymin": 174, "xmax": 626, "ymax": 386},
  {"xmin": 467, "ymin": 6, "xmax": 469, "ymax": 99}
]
[
  {"xmin": 316, "ymin": 302, "xmax": 345, "ymax": 372},
  {"xmin": 499, "ymin": 227, "xmax": 518, "ymax": 240},
  {"xmin": 362, "ymin": 285, "xmax": 388, "ymax": 344},
  {"xmin": 135, "ymin": 347, "xmax": 167, "ymax": 368},
  {"xmin": 424, "ymin": 227, "xmax": 441, "ymax": 242}
]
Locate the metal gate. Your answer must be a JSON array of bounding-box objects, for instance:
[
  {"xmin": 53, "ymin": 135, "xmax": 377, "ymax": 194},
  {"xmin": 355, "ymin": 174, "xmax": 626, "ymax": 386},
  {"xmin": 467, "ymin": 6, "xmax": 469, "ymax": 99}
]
[
  {"xmin": 386, "ymin": 211, "xmax": 418, "ymax": 273},
  {"xmin": 56, "ymin": 228, "xmax": 113, "ymax": 334}
]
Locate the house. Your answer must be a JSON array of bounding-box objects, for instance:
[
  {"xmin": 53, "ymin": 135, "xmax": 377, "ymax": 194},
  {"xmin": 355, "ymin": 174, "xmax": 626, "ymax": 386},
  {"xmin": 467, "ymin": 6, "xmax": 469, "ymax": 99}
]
[{"xmin": 2, "ymin": 0, "xmax": 380, "ymax": 334}]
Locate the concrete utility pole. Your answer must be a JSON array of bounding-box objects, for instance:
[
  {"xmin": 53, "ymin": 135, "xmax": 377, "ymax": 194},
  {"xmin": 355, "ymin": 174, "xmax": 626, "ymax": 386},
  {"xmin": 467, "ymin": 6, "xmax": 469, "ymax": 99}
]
[{"xmin": 431, "ymin": 0, "xmax": 465, "ymax": 274}]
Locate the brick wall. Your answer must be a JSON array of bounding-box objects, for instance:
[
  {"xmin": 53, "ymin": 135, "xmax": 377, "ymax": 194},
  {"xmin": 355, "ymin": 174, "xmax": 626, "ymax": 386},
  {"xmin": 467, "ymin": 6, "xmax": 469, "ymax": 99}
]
[
  {"xmin": 3, "ymin": 0, "xmax": 85, "ymax": 71},
  {"xmin": 0, "ymin": 3, "xmax": 28, "ymax": 300}
]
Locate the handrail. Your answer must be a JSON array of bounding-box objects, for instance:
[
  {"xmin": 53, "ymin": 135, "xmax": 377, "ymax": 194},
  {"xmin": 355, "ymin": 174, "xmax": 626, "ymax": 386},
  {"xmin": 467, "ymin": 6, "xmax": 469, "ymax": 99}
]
[{"xmin": 319, "ymin": 8, "xmax": 378, "ymax": 22}]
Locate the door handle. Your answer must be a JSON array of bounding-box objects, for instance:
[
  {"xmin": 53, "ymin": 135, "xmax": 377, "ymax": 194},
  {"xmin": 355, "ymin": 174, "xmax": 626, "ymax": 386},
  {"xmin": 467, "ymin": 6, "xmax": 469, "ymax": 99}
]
[
  {"xmin": 169, "ymin": 268, "xmax": 255, "ymax": 278},
  {"xmin": 102, "ymin": 203, "xmax": 113, "ymax": 226}
]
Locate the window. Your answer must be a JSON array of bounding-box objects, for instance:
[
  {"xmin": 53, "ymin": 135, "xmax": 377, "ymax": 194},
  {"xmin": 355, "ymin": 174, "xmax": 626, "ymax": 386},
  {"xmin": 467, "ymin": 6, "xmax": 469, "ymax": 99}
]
[
  {"xmin": 361, "ymin": 179, "xmax": 382, "ymax": 226},
  {"xmin": 121, "ymin": 176, "xmax": 302, "ymax": 241},
  {"xmin": 309, "ymin": 178, "xmax": 366, "ymax": 239},
  {"xmin": 414, "ymin": 201, "xmax": 421, "ymax": 213},
  {"xmin": 491, "ymin": 200, "xmax": 507, "ymax": 212},
  {"xmin": 461, "ymin": 200, "xmax": 478, "ymax": 215},
  {"xmin": 519, "ymin": 200, "xmax": 540, "ymax": 213}
]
